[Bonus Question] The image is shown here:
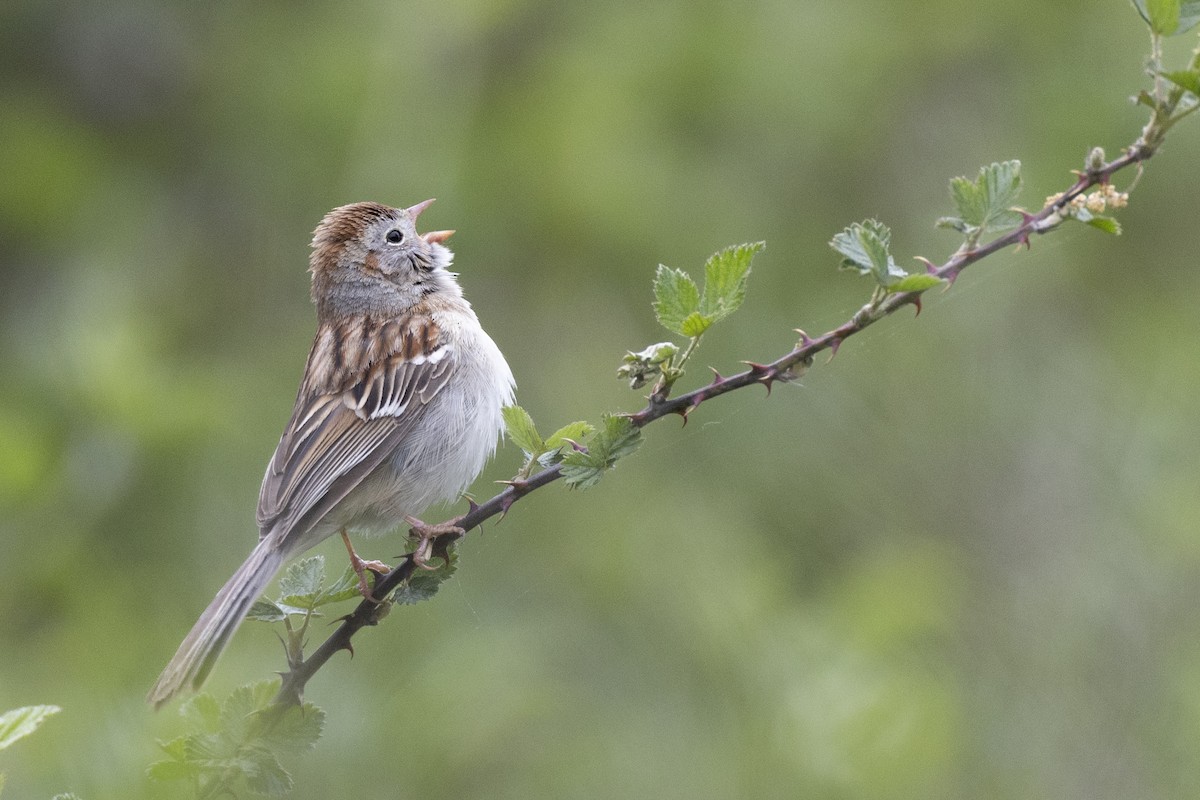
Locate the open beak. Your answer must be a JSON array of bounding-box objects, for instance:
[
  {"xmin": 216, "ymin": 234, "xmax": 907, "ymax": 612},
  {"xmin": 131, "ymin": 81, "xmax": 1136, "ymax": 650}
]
[
  {"xmin": 405, "ymin": 199, "xmax": 452, "ymax": 244},
  {"xmin": 422, "ymin": 229, "xmax": 455, "ymax": 245},
  {"xmin": 405, "ymin": 198, "xmax": 436, "ymax": 220}
]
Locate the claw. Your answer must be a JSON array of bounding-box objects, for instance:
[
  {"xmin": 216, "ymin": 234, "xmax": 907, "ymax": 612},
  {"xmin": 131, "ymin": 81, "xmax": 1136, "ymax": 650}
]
[
  {"xmin": 405, "ymin": 515, "xmax": 466, "ymax": 571},
  {"xmin": 340, "ymin": 530, "xmax": 389, "ymax": 603}
]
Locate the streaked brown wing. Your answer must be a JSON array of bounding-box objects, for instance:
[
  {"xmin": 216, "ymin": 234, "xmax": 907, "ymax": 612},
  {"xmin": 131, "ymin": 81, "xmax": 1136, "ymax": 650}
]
[{"xmin": 257, "ymin": 323, "xmax": 455, "ymax": 544}]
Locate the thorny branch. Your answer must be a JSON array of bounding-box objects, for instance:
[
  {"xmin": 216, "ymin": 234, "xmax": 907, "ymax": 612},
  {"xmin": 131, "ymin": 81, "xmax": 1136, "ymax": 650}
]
[{"xmin": 273, "ymin": 52, "xmax": 1196, "ymax": 707}]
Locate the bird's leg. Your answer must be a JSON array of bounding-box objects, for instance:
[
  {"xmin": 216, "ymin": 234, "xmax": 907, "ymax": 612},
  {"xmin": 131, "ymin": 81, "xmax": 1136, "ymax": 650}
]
[
  {"xmin": 340, "ymin": 529, "xmax": 390, "ymax": 601},
  {"xmin": 404, "ymin": 515, "xmax": 466, "ymax": 570}
]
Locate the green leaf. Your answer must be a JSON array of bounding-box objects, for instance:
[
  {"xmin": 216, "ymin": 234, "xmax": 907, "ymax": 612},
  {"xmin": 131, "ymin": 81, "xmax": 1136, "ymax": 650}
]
[
  {"xmin": 181, "ymin": 693, "xmax": 222, "ymax": 734},
  {"xmin": 501, "ymin": 405, "xmax": 543, "ymax": 456},
  {"xmin": 0, "ymin": 705, "xmax": 60, "ymax": 751},
  {"xmin": 1162, "ymin": 69, "xmax": 1200, "ymax": 95},
  {"xmin": 1133, "ymin": 0, "xmax": 1200, "ymax": 33},
  {"xmin": 314, "ymin": 565, "xmax": 362, "ymax": 606},
  {"xmin": 1182, "ymin": 0, "xmax": 1200, "ymax": 32},
  {"xmin": 219, "ymin": 682, "xmax": 277, "ymax": 744},
  {"xmin": 181, "ymin": 731, "xmax": 225, "ymax": 763},
  {"xmin": 393, "ymin": 548, "xmax": 458, "ymax": 605},
  {"xmin": 1133, "ymin": 88, "xmax": 1159, "ymax": 109},
  {"xmin": 148, "ymin": 735, "xmax": 205, "ymax": 784},
  {"xmin": 392, "ymin": 573, "xmax": 443, "ymax": 605},
  {"xmin": 1132, "ymin": 0, "xmax": 1182, "ymax": 33},
  {"xmin": 241, "ymin": 746, "xmax": 293, "ymax": 796},
  {"xmin": 948, "ymin": 160, "xmax": 1023, "ymax": 236},
  {"xmin": 887, "ymin": 273, "xmax": 946, "ymax": 293},
  {"xmin": 935, "ymin": 216, "xmax": 970, "ymax": 233},
  {"xmin": 1085, "ymin": 216, "xmax": 1123, "ymax": 235},
  {"xmin": 617, "ymin": 342, "xmax": 680, "ymax": 390},
  {"xmin": 259, "ymin": 704, "xmax": 325, "ymax": 755},
  {"xmin": 545, "ymin": 421, "xmax": 595, "ymax": 449},
  {"xmin": 699, "ymin": 241, "xmax": 763, "ymax": 322},
  {"xmin": 538, "ymin": 421, "xmax": 595, "ymax": 467},
  {"xmin": 155, "ymin": 735, "xmax": 190, "ymax": 760},
  {"xmin": 679, "ymin": 310, "xmax": 715, "ymax": 337},
  {"xmin": 830, "ymin": 219, "xmax": 904, "ymax": 286},
  {"xmin": 653, "ymin": 265, "xmax": 701, "ymax": 336},
  {"xmin": 246, "ymin": 598, "xmax": 289, "ymax": 622},
  {"xmin": 561, "ymin": 414, "xmax": 642, "ymax": 489},
  {"xmin": 277, "ymin": 556, "xmax": 325, "ymax": 603},
  {"xmin": 276, "ymin": 556, "xmax": 360, "ymax": 610}
]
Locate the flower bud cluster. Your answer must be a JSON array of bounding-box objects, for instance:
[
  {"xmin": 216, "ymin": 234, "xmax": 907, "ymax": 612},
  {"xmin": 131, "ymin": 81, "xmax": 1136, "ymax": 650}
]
[{"xmin": 1045, "ymin": 183, "xmax": 1129, "ymax": 216}]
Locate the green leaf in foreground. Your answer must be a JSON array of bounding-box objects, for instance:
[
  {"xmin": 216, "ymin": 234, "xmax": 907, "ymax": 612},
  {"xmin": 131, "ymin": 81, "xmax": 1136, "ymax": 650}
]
[
  {"xmin": 1183, "ymin": 1, "xmax": 1200, "ymax": 33},
  {"xmin": 653, "ymin": 265, "xmax": 701, "ymax": 336},
  {"xmin": 1162, "ymin": 68, "xmax": 1200, "ymax": 96},
  {"xmin": 502, "ymin": 405, "xmax": 543, "ymax": 457},
  {"xmin": 617, "ymin": 342, "xmax": 680, "ymax": 390},
  {"xmin": 277, "ymin": 556, "xmax": 325, "ymax": 603},
  {"xmin": 538, "ymin": 421, "xmax": 596, "ymax": 468},
  {"xmin": 653, "ymin": 243, "xmax": 763, "ymax": 337},
  {"xmin": 1131, "ymin": 0, "xmax": 1200, "ymax": 34},
  {"xmin": 546, "ymin": 421, "xmax": 595, "ymax": 449},
  {"xmin": 0, "ymin": 705, "xmax": 61, "ymax": 751},
  {"xmin": 699, "ymin": 241, "xmax": 764, "ymax": 322},
  {"xmin": 561, "ymin": 414, "xmax": 643, "ymax": 489},
  {"xmin": 943, "ymin": 160, "xmax": 1023, "ymax": 237},
  {"xmin": 887, "ymin": 273, "xmax": 946, "ymax": 293},
  {"xmin": 247, "ymin": 598, "xmax": 289, "ymax": 622},
  {"xmin": 150, "ymin": 681, "xmax": 324, "ymax": 798},
  {"xmin": 393, "ymin": 547, "xmax": 458, "ymax": 605},
  {"xmin": 180, "ymin": 692, "xmax": 222, "ymax": 734},
  {"xmin": 1085, "ymin": 216, "xmax": 1123, "ymax": 235},
  {"xmin": 259, "ymin": 705, "xmax": 325, "ymax": 755},
  {"xmin": 830, "ymin": 219, "xmax": 905, "ymax": 286}
]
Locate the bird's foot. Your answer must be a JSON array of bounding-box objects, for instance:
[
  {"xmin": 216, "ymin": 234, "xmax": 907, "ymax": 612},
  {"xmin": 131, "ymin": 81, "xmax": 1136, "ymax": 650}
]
[
  {"xmin": 404, "ymin": 515, "xmax": 465, "ymax": 570},
  {"xmin": 340, "ymin": 530, "xmax": 389, "ymax": 602}
]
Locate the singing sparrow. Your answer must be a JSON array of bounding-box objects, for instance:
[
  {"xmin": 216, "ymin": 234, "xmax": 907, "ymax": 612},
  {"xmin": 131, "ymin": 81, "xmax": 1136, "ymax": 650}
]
[{"xmin": 147, "ymin": 200, "xmax": 515, "ymax": 708}]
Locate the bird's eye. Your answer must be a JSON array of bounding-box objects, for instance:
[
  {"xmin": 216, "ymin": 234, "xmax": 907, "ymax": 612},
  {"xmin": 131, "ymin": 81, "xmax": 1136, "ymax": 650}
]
[{"xmin": 385, "ymin": 229, "xmax": 404, "ymax": 245}]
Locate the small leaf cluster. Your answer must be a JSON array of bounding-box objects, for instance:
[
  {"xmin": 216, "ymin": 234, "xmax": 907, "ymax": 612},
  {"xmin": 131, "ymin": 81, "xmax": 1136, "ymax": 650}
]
[
  {"xmin": 247, "ymin": 556, "xmax": 380, "ymax": 674},
  {"xmin": 936, "ymin": 160, "xmax": 1024, "ymax": 242},
  {"xmin": 619, "ymin": 243, "xmax": 763, "ymax": 393},
  {"xmin": 1132, "ymin": 0, "xmax": 1200, "ymax": 36},
  {"xmin": 830, "ymin": 219, "xmax": 944, "ymax": 295},
  {"xmin": 617, "ymin": 342, "xmax": 679, "ymax": 391},
  {"xmin": 1132, "ymin": 0, "xmax": 1200, "ymax": 147},
  {"xmin": 392, "ymin": 545, "xmax": 458, "ymax": 606},
  {"xmin": 0, "ymin": 704, "xmax": 59, "ymax": 753},
  {"xmin": 0, "ymin": 705, "xmax": 61, "ymax": 799},
  {"xmin": 502, "ymin": 406, "xmax": 595, "ymax": 479},
  {"xmin": 246, "ymin": 556, "xmax": 361, "ymax": 623},
  {"xmin": 503, "ymin": 407, "xmax": 640, "ymax": 490},
  {"xmin": 560, "ymin": 414, "xmax": 642, "ymax": 489},
  {"xmin": 653, "ymin": 242, "xmax": 761, "ymax": 338},
  {"xmin": 830, "ymin": 219, "xmax": 905, "ymax": 288},
  {"xmin": 149, "ymin": 682, "xmax": 324, "ymax": 798}
]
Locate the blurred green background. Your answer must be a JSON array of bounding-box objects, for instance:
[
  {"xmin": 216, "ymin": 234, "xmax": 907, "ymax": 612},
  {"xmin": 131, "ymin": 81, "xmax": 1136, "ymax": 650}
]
[{"xmin": 2, "ymin": 1, "xmax": 1199, "ymax": 798}]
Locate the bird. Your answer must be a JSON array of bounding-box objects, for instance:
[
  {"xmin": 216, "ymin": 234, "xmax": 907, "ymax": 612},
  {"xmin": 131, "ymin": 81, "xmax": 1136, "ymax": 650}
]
[{"xmin": 147, "ymin": 200, "xmax": 515, "ymax": 708}]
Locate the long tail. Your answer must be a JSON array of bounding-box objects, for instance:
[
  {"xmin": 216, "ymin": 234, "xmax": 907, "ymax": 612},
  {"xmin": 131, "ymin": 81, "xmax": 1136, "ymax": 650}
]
[{"xmin": 147, "ymin": 539, "xmax": 286, "ymax": 709}]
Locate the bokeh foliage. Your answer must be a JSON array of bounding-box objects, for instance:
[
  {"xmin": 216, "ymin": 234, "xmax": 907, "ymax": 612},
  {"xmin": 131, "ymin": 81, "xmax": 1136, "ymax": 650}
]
[{"xmin": 2, "ymin": 1, "xmax": 1199, "ymax": 798}]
